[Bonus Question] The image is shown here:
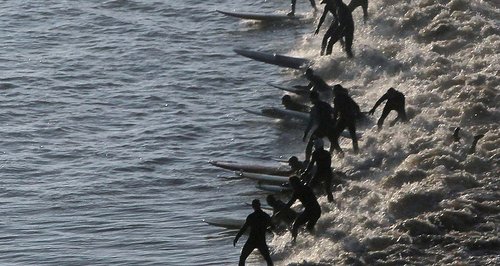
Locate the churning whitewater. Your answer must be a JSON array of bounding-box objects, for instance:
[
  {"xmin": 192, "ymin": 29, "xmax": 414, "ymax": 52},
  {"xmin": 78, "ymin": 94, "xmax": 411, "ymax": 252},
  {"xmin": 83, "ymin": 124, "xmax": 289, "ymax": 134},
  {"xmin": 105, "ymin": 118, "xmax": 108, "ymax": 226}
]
[{"xmin": 263, "ymin": 0, "xmax": 499, "ymax": 265}]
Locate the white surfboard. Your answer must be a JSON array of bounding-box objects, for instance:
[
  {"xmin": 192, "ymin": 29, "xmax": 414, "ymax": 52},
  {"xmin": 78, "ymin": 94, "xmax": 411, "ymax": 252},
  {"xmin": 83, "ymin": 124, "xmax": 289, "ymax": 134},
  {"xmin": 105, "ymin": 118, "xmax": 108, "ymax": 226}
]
[
  {"xmin": 234, "ymin": 48, "xmax": 310, "ymax": 69},
  {"xmin": 237, "ymin": 171, "xmax": 290, "ymax": 184},
  {"xmin": 216, "ymin": 10, "xmax": 302, "ymax": 21}
]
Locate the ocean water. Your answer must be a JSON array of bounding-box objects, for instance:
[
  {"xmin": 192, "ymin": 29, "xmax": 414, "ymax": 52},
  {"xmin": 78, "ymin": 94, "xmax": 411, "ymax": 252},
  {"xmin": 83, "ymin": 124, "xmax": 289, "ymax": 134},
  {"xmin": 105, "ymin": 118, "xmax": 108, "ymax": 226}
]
[{"xmin": 0, "ymin": 0, "xmax": 498, "ymax": 265}]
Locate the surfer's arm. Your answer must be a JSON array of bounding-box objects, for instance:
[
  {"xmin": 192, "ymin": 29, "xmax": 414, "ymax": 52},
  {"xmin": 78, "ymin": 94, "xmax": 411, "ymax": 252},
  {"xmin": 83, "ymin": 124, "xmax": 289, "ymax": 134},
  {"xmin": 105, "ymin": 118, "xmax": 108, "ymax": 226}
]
[
  {"xmin": 315, "ymin": 8, "xmax": 329, "ymax": 34},
  {"xmin": 233, "ymin": 221, "xmax": 249, "ymax": 246},
  {"xmin": 369, "ymin": 93, "xmax": 388, "ymax": 114}
]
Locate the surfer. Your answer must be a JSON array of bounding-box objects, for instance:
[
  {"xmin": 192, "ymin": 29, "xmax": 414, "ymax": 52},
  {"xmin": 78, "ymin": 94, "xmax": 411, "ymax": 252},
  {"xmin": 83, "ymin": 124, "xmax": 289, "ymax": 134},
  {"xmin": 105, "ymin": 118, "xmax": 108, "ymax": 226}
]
[
  {"xmin": 287, "ymin": 156, "xmax": 307, "ymax": 175},
  {"xmin": 348, "ymin": 0, "xmax": 368, "ymax": 22},
  {"xmin": 234, "ymin": 199, "xmax": 274, "ymax": 266},
  {"xmin": 368, "ymin": 87, "xmax": 407, "ymax": 129},
  {"xmin": 321, "ymin": 0, "xmax": 354, "ymax": 57},
  {"xmin": 304, "ymin": 68, "xmax": 332, "ymax": 96},
  {"xmin": 286, "ymin": 176, "xmax": 321, "ymax": 243},
  {"xmin": 288, "ymin": 0, "xmax": 317, "ymax": 17},
  {"xmin": 315, "ymin": 0, "xmax": 339, "ymax": 56},
  {"xmin": 266, "ymin": 195, "xmax": 298, "ymax": 231},
  {"xmin": 331, "ymin": 84, "xmax": 360, "ymax": 154},
  {"xmin": 302, "ymin": 138, "xmax": 336, "ymax": 202},
  {"xmin": 452, "ymin": 127, "xmax": 485, "ymax": 154},
  {"xmin": 303, "ymin": 90, "xmax": 336, "ymax": 162},
  {"xmin": 282, "ymin": 95, "xmax": 310, "ymax": 113}
]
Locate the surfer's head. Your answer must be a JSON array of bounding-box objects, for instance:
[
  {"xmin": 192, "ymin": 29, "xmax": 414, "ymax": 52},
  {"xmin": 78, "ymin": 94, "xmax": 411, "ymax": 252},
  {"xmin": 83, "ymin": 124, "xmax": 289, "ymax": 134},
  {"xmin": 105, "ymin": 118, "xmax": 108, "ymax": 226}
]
[
  {"xmin": 282, "ymin": 95, "xmax": 292, "ymax": 105},
  {"xmin": 251, "ymin": 199, "xmax": 261, "ymax": 209},
  {"xmin": 333, "ymin": 84, "xmax": 346, "ymax": 95},
  {"xmin": 388, "ymin": 87, "xmax": 396, "ymax": 94}
]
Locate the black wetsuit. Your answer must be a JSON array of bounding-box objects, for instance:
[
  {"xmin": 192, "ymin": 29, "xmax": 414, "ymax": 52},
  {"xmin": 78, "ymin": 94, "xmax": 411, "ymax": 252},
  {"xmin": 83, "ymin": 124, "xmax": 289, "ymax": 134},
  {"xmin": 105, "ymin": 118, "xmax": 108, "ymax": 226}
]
[
  {"xmin": 306, "ymin": 73, "xmax": 331, "ymax": 93},
  {"xmin": 286, "ymin": 183, "xmax": 321, "ymax": 241},
  {"xmin": 332, "ymin": 92, "xmax": 360, "ymax": 153},
  {"xmin": 235, "ymin": 209, "xmax": 273, "ymax": 266},
  {"xmin": 371, "ymin": 89, "xmax": 407, "ymax": 128},
  {"xmin": 304, "ymin": 100, "xmax": 336, "ymax": 161},
  {"xmin": 270, "ymin": 199, "xmax": 298, "ymax": 230},
  {"xmin": 316, "ymin": 1, "xmax": 338, "ymax": 56},
  {"xmin": 348, "ymin": 0, "xmax": 368, "ymax": 22},
  {"xmin": 305, "ymin": 148, "xmax": 335, "ymax": 202},
  {"xmin": 325, "ymin": 0, "xmax": 354, "ymax": 57}
]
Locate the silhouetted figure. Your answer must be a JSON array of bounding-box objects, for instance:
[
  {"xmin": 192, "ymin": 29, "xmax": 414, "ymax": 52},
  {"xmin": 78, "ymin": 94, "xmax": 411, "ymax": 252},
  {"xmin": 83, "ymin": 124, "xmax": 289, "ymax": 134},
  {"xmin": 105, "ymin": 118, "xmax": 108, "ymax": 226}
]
[
  {"xmin": 320, "ymin": 0, "xmax": 354, "ymax": 57},
  {"xmin": 347, "ymin": 0, "xmax": 368, "ymax": 22},
  {"xmin": 303, "ymin": 91, "xmax": 336, "ymax": 161},
  {"xmin": 234, "ymin": 199, "xmax": 274, "ymax": 266},
  {"xmin": 266, "ymin": 195, "xmax": 298, "ymax": 231},
  {"xmin": 286, "ymin": 176, "xmax": 321, "ymax": 243},
  {"xmin": 331, "ymin": 84, "xmax": 360, "ymax": 154},
  {"xmin": 368, "ymin": 87, "xmax": 407, "ymax": 129},
  {"xmin": 287, "ymin": 156, "xmax": 307, "ymax": 175},
  {"xmin": 282, "ymin": 95, "xmax": 310, "ymax": 113},
  {"xmin": 288, "ymin": 0, "xmax": 317, "ymax": 16},
  {"xmin": 304, "ymin": 68, "xmax": 332, "ymax": 93},
  {"xmin": 315, "ymin": 0, "xmax": 339, "ymax": 55},
  {"xmin": 302, "ymin": 138, "xmax": 335, "ymax": 202}
]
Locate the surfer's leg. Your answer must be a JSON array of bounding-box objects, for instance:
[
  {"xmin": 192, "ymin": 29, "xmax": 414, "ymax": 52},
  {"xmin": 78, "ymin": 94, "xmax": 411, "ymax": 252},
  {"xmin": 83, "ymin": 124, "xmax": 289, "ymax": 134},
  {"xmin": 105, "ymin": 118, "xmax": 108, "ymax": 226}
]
[
  {"xmin": 347, "ymin": 122, "xmax": 359, "ymax": 153},
  {"xmin": 322, "ymin": 23, "xmax": 337, "ymax": 55},
  {"xmin": 305, "ymin": 207, "xmax": 321, "ymax": 232},
  {"xmin": 344, "ymin": 27, "xmax": 354, "ymax": 57},
  {"xmin": 377, "ymin": 105, "xmax": 391, "ymax": 129},
  {"xmin": 331, "ymin": 122, "xmax": 346, "ymax": 154},
  {"xmin": 291, "ymin": 212, "xmax": 308, "ymax": 242},
  {"xmin": 239, "ymin": 241, "xmax": 255, "ymax": 266},
  {"xmin": 324, "ymin": 172, "xmax": 334, "ymax": 202},
  {"xmin": 257, "ymin": 243, "xmax": 274, "ymax": 266},
  {"xmin": 288, "ymin": 0, "xmax": 297, "ymax": 16},
  {"xmin": 326, "ymin": 30, "xmax": 342, "ymax": 55},
  {"xmin": 362, "ymin": 0, "xmax": 368, "ymax": 22}
]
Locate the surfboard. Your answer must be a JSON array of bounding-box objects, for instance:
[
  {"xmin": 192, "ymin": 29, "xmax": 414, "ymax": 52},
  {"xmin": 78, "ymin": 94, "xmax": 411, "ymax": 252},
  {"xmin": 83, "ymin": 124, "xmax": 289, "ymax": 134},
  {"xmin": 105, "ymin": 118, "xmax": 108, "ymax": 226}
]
[
  {"xmin": 234, "ymin": 48, "xmax": 310, "ymax": 69},
  {"xmin": 267, "ymin": 82, "xmax": 310, "ymax": 96},
  {"xmin": 209, "ymin": 160, "xmax": 291, "ymax": 176},
  {"xmin": 237, "ymin": 171, "xmax": 290, "ymax": 184},
  {"xmin": 203, "ymin": 218, "xmax": 244, "ymax": 230},
  {"xmin": 216, "ymin": 10, "xmax": 301, "ymax": 21},
  {"xmin": 256, "ymin": 183, "xmax": 292, "ymax": 193},
  {"xmin": 244, "ymin": 107, "xmax": 308, "ymax": 121}
]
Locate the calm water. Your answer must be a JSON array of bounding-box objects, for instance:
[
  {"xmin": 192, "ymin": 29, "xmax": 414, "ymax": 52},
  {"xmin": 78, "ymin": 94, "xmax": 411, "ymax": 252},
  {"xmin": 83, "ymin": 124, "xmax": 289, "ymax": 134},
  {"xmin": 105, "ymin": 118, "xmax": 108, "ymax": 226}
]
[{"xmin": 0, "ymin": 0, "xmax": 498, "ymax": 265}]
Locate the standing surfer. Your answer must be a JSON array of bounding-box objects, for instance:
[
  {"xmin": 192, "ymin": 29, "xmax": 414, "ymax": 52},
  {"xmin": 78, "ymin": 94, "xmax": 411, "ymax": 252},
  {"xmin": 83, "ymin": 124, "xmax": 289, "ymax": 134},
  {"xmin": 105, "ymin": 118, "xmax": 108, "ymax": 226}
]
[
  {"xmin": 302, "ymin": 138, "xmax": 336, "ymax": 202},
  {"xmin": 317, "ymin": 0, "xmax": 355, "ymax": 57},
  {"xmin": 331, "ymin": 84, "xmax": 360, "ymax": 154},
  {"xmin": 234, "ymin": 199, "xmax": 274, "ymax": 266}
]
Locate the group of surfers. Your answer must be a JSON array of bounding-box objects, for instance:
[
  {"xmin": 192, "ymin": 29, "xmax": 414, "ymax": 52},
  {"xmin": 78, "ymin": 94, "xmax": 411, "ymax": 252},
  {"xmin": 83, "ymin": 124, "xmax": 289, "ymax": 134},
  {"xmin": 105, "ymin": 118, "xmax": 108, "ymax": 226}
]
[{"xmin": 230, "ymin": 0, "xmax": 484, "ymax": 265}]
